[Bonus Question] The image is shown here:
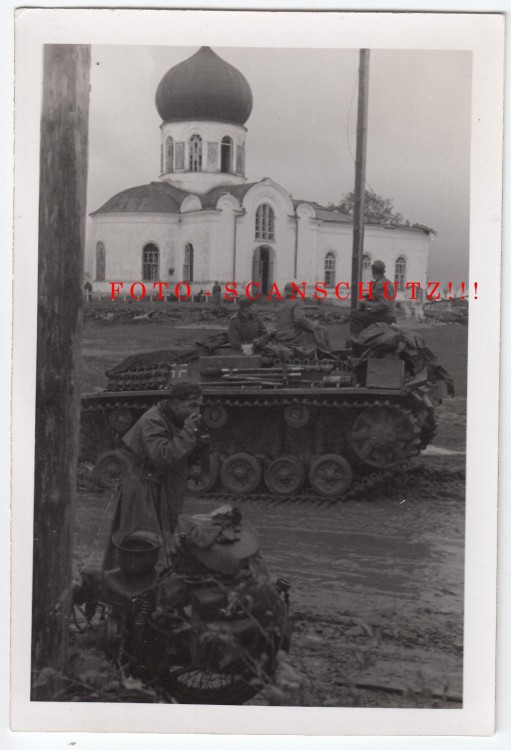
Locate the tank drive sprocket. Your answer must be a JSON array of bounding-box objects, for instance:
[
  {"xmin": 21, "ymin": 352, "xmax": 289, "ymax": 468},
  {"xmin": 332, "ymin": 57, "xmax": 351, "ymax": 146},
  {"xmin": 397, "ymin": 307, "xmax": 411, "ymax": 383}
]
[{"xmin": 350, "ymin": 404, "xmax": 420, "ymax": 468}]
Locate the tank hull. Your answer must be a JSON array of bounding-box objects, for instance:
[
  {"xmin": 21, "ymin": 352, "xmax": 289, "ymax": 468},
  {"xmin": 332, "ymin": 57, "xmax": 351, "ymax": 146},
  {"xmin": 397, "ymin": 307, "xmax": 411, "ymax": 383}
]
[{"xmin": 80, "ymin": 381, "xmax": 435, "ymax": 498}]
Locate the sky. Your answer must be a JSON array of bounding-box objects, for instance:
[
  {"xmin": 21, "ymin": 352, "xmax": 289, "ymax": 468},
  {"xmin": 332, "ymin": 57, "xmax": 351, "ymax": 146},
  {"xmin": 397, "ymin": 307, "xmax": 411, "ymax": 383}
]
[{"xmin": 86, "ymin": 45, "xmax": 472, "ymax": 284}]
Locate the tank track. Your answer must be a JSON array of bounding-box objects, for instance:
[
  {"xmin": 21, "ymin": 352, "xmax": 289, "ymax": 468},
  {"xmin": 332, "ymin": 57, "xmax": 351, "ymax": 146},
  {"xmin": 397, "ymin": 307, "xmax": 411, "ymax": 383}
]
[
  {"xmin": 81, "ymin": 392, "xmax": 422, "ymax": 472},
  {"xmin": 82, "ymin": 392, "xmax": 423, "ymax": 424},
  {"xmin": 80, "ymin": 390, "xmax": 426, "ymax": 501},
  {"xmin": 77, "ymin": 455, "xmax": 418, "ymax": 504},
  {"xmin": 184, "ymin": 458, "xmax": 419, "ymax": 506}
]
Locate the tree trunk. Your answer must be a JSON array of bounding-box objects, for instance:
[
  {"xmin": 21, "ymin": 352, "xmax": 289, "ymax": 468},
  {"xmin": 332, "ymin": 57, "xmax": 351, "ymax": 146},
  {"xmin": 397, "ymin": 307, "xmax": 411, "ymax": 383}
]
[{"xmin": 31, "ymin": 45, "xmax": 91, "ymax": 696}]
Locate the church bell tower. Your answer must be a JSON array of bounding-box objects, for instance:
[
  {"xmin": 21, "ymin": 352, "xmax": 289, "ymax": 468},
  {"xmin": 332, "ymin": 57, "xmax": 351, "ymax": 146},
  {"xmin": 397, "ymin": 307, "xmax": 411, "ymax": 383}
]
[{"xmin": 155, "ymin": 46, "xmax": 253, "ymax": 194}]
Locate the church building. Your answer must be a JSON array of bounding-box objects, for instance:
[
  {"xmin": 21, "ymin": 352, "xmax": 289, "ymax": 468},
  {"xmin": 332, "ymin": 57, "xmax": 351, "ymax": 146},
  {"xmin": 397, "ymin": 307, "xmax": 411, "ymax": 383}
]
[{"xmin": 88, "ymin": 46, "xmax": 431, "ymax": 300}]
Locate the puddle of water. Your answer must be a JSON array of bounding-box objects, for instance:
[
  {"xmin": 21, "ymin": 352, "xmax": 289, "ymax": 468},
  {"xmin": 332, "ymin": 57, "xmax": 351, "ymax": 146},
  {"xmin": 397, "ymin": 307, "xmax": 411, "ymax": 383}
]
[
  {"xmin": 152, "ymin": 497, "xmax": 465, "ymax": 614},
  {"xmin": 253, "ymin": 523, "xmax": 434, "ymax": 599},
  {"xmin": 422, "ymin": 446, "xmax": 466, "ymax": 456}
]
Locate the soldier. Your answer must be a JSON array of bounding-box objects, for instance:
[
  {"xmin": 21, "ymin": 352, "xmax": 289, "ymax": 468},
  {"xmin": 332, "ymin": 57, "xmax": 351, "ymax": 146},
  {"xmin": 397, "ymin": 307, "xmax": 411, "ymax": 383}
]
[
  {"xmin": 84, "ymin": 280, "xmax": 93, "ymax": 303},
  {"xmin": 228, "ymin": 296, "xmax": 270, "ymax": 353},
  {"xmin": 274, "ymin": 283, "xmax": 330, "ymax": 355},
  {"xmin": 211, "ymin": 280, "xmax": 222, "ymax": 310},
  {"xmin": 350, "ymin": 259, "xmax": 397, "ymax": 335},
  {"xmin": 103, "ymin": 382, "xmax": 203, "ymax": 570}
]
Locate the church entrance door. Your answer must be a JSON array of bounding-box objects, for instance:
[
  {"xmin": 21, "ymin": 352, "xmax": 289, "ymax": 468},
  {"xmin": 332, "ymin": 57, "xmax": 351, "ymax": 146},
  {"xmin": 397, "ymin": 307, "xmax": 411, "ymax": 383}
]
[{"xmin": 252, "ymin": 245, "xmax": 274, "ymax": 296}]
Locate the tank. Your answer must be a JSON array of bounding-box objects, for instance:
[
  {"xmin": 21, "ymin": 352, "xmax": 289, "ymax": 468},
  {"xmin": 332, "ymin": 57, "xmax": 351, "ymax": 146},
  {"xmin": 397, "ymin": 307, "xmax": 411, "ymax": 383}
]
[{"xmin": 79, "ymin": 327, "xmax": 452, "ymax": 499}]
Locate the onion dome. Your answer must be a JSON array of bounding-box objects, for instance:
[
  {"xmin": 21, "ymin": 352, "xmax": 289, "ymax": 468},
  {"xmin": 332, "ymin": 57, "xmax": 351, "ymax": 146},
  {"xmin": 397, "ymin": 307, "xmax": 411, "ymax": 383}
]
[{"xmin": 155, "ymin": 46, "xmax": 253, "ymax": 125}]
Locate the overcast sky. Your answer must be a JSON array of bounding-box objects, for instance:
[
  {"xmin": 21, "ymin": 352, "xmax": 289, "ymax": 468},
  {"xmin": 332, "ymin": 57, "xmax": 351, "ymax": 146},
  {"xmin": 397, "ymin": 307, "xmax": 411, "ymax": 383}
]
[{"xmin": 86, "ymin": 45, "xmax": 472, "ymax": 284}]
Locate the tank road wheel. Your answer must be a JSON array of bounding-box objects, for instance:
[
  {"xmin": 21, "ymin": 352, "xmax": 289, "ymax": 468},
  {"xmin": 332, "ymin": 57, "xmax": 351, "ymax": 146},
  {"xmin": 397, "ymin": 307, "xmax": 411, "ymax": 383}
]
[
  {"xmin": 92, "ymin": 450, "xmax": 130, "ymax": 490},
  {"xmin": 264, "ymin": 456, "xmax": 304, "ymax": 496},
  {"xmin": 203, "ymin": 404, "xmax": 228, "ymax": 430},
  {"xmin": 284, "ymin": 403, "xmax": 310, "ymax": 429},
  {"xmin": 309, "ymin": 454, "xmax": 353, "ymax": 498},
  {"xmin": 350, "ymin": 406, "xmax": 420, "ymax": 468},
  {"xmin": 220, "ymin": 453, "xmax": 262, "ymax": 495},
  {"xmin": 108, "ymin": 407, "xmax": 134, "ymax": 434},
  {"xmin": 186, "ymin": 455, "xmax": 220, "ymax": 496}
]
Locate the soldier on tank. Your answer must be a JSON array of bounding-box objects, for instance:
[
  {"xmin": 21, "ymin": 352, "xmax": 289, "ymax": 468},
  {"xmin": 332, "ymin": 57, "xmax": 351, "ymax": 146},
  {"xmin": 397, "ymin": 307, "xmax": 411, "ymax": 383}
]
[
  {"xmin": 350, "ymin": 259, "xmax": 397, "ymax": 335},
  {"xmin": 274, "ymin": 283, "xmax": 330, "ymax": 356},
  {"xmin": 228, "ymin": 296, "xmax": 270, "ymax": 354}
]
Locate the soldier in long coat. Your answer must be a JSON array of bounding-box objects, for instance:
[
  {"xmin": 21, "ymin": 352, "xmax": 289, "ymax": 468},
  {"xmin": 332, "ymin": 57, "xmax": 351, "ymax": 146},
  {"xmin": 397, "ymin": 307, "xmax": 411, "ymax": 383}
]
[{"xmin": 103, "ymin": 382, "xmax": 203, "ymax": 570}]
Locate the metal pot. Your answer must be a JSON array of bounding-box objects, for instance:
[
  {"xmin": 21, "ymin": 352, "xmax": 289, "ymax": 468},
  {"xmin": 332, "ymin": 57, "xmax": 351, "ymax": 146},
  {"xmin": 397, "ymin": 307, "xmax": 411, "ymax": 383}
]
[{"xmin": 111, "ymin": 530, "xmax": 162, "ymax": 576}]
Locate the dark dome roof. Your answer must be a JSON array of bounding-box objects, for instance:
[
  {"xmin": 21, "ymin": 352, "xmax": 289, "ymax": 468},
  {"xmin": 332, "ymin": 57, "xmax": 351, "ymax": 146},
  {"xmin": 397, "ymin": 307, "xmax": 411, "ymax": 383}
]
[
  {"xmin": 155, "ymin": 46, "xmax": 253, "ymax": 125},
  {"xmin": 90, "ymin": 182, "xmax": 190, "ymax": 216}
]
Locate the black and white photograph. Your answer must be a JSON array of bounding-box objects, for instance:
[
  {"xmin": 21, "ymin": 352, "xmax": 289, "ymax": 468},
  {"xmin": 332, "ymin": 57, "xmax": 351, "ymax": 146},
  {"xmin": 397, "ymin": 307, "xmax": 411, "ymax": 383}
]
[{"xmin": 9, "ymin": 7, "xmax": 503, "ymax": 739}]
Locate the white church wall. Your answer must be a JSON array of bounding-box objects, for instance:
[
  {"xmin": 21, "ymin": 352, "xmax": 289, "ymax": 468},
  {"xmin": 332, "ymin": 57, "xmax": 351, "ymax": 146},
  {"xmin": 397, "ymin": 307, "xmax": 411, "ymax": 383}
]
[
  {"xmin": 213, "ymin": 203, "xmax": 240, "ymax": 285},
  {"xmin": 272, "ymin": 215, "xmax": 298, "ymax": 287},
  {"xmin": 363, "ymin": 227, "xmax": 430, "ymax": 300},
  {"xmin": 231, "ymin": 212, "xmax": 261, "ymax": 286},
  {"xmin": 235, "ymin": 180, "xmax": 296, "ymax": 291},
  {"xmin": 316, "ymin": 224, "xmax": 353, "ymax": 293},
  {"xmin": 311, "ymin": 224, "xmax": 431, "ymax": 301},
  {"xmin": 90, "ymin": 214, "xmax": 179, "ymax": 294},
  {"xmin": 177, "ymin": 212, "xmax": 219, "ymax": 291},
  {"xmin": 295, "ymin": 205, "xmax": 319, "ymax": 286}
]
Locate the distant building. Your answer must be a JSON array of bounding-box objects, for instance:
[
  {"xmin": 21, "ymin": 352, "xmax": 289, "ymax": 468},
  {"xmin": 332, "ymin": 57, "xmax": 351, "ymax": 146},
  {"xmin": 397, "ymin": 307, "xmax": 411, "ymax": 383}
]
[{"xmin": 88, "ymin": 46, "xmax": 431, "ymax": 300}]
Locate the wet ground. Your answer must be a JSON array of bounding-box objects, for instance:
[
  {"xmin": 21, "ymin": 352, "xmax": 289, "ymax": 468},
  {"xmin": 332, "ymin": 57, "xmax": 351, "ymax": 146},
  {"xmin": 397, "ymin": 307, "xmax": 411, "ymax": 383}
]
[
  {"xmin": 74, "ymin": 446, "xmax": 465, "ymax": 707},
  {"xmin": 75, "ymin": 315, "xmax": 467, "ymax": 707}
]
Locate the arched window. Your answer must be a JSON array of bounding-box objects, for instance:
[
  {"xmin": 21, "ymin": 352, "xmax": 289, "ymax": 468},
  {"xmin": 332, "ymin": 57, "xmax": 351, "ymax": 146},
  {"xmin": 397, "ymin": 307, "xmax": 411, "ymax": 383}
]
[
  {"xmin": 325, "ymin": 252, "xmax": 336, "ymax": 288},
  {"xmin": 142, "ymin": 244, "xmax": 159, "ymax": 281},
  {"xmin": 255, "ymin": 204, "xmax": 275, "ymax": 241},
  {"xmin": 96, "ymin": 242, "xmax": 105, "ymax": 281},
  {"xmin": 189, "ymin": 135, "xmax": 202, "ymax": 172},
  {"xmin": 220, "ymin": 136, "xmax": 233, "ymax": 174},
  {"xmin": 183, "ymin": 243, "xmax": 194, "ymax": 282},
  {"xmin": 395, "ymin": 255, "xmax": 407, "ymax": 291},
  {"xmin": 165, "ymin": 136, "xmax": 174, "ymax": 173}
]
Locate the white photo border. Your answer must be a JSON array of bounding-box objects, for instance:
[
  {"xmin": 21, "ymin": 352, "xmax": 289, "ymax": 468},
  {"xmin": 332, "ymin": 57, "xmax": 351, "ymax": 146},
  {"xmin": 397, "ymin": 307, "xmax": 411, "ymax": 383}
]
[{"xmin": 9, "ymin": 5, "xmax": 504, "ymax": 740}]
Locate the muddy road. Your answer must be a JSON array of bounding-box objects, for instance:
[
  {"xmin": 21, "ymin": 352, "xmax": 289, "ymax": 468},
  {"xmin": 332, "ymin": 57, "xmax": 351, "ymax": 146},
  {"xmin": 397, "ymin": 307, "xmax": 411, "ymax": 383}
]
[
  {"xmin": 75, "ymin": 316, "xmax": 467, "ymax": 706},
  {"xmin": 75, "ymin": 450, "xmax": 465, "ymax": 708}
]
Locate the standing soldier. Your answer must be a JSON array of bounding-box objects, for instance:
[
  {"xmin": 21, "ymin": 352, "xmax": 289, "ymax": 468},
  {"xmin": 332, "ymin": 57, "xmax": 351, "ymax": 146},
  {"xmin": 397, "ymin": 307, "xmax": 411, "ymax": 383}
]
[
  {"xmin": 211, "ymin": 280, "xmax": 222, "ymax": 310},
  {"xmin": 103, "ymin": 382, "xmax": 203, "ymax": 570},
  {"xmin": 84, "ymin": 280, "xmax": 93, "ymax": 303}
]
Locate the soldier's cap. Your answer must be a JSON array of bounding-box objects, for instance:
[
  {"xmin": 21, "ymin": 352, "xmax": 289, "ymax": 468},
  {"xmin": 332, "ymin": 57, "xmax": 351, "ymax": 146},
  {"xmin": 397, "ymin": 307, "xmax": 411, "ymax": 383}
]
[
  {"xmin": 168, "ymin": 381, "xmax": 202, "ymax": 401},
  {"xmin": 371, "ymin": 260, "xmax": 386, "ymax": 273}
]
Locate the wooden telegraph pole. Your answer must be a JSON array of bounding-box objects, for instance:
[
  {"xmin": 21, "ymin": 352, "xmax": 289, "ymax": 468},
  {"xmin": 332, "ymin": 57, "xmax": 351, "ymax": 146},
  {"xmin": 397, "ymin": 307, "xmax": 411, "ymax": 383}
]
[
  {"xmin": 350, "ymin": 49, "xmax": 370, "ymax": 315},
  {"xmin": 32, "ymin": 45, "xmax": 91, "ymax": 693}
]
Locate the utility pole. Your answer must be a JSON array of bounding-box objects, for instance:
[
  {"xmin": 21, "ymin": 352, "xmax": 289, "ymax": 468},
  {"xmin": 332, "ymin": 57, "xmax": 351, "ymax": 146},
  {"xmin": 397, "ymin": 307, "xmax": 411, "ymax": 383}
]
[
  {"xmin": 32, "ymin": 45, "xmax": 91, "ymax": 695},
  {"xmin": 350, "ymin": 49, "xmax": 370, "ymax": 313}
]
